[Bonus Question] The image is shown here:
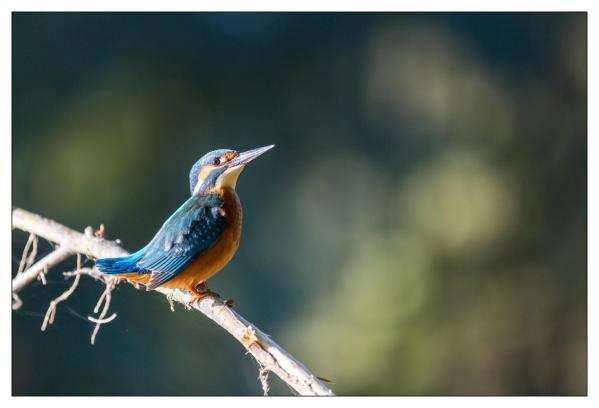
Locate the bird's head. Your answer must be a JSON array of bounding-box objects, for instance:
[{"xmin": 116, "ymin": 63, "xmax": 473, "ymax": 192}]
[{"xmin": 189, "ymin": 145, "xmax": 275, "ymax": 195}]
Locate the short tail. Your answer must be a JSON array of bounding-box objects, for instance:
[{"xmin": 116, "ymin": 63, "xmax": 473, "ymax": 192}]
[{"xmin": 96, "ymin": 248, "xmax": 146, "ymax": 274}]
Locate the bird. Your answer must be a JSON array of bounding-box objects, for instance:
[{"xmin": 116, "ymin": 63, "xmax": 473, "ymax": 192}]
[{"xmin": 95, "ymin": 145, "xmax": 274, "ymax": 304}]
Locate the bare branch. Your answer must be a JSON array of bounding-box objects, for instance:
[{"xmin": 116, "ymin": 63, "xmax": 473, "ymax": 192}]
[
  {"xmin": 12, "ymin": 247, "xmax": 73, "ymax": 293},
  {"xmin": 12, "ymin": 207, "xmax": 126, "ymax": 259},
  {"xmin": 11, "ymin": 208, "xmax": 334, "ymax": 396}
]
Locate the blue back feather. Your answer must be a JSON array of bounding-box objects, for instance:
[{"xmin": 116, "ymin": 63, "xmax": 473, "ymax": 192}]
[{"xmin": 96, "ymin": 193, "xmax": 227, "ymax": 290}]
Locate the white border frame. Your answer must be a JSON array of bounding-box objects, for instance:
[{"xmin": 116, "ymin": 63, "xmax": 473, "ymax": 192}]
[{"xmin": 1, "ymin": 2, "xmax": 594, "ymax": 407}]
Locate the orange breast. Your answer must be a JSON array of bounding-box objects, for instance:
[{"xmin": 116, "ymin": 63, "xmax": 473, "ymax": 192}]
[{"xmin": 159, "ymin": 187, "xmax": 243, "ymax": 290}]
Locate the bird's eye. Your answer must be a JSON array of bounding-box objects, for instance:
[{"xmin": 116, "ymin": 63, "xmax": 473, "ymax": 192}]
[{"xmin": 212, "ymin": 158, "xmax": 221, "ymax": 166}]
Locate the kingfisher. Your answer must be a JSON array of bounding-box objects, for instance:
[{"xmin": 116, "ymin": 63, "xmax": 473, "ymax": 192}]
[{"xmin": 96, "ymin": 145, "xmax": 274, "ymax": 303}]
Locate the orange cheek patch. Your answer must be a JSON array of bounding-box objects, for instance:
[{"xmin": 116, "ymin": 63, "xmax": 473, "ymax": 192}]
[
  {"xmin": 198, "ymin": 165, "xmax": 215, "ymax": 183},
  {"xmin": 224, "ymin": 152, "xmax": 237, "ymax": 161}
]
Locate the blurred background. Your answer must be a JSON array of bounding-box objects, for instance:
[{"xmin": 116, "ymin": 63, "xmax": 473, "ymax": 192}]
[{"xmin": 12, "ymin": 12, "xmax": 586, "ymax": 395}]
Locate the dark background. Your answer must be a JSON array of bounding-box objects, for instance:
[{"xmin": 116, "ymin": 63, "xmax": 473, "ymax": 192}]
[{"xmin": 12, "ymin": 12, "xmax": 587, "ymax": 395}]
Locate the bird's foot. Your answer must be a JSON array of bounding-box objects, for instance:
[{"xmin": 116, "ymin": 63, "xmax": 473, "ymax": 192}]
[
  {"xmin": 196, "ymin": 282, "xmax": 220, "ymax": 298},
  {"xmin": 188, "ymin": 283, "xmax": 220, "ymax": 306}
]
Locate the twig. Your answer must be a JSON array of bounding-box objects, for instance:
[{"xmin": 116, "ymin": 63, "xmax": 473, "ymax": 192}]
[
  {"xmin": 12, "ymin": 293, "xmax": 23, "ymax": 311},
  {"xmin": 11, "ymin": 208, "xmax": 334, "ymax": 396},
  {"xmin": 89, "ymin": 275, "xmax": 117, "ymax": 345},
  {"xmin": 63, "ymin": 267, "xmax": 106, "ymax": 281},
  {"xmin": 259, "ymin": 366, "xmax": 271, "ymax": 396},
  {"xmin": 41, "ymin": 254, "xmax": 82, "ymax": 331},
  {"xmin": 12, "ymin": 247, "xmax": 73, "ymax": 293},
  {"xmin": 26, "ymin": 234, "xmax": 39, "ymax": 270},
  {"xmin": 16, "ymin": 233, "xmax": 36, "ymax": 276},
  {"xmin": 38, "ymin": 264, "xmax": 47, "ymax": 285},
  {"xmin": 88, "ymin": 313, "xmax": 117, "ymax": 324},
  {"xmin": 62, "ymin": 266, "xmax": 119, "ymax": 344},
  {"xmin": 93, "ymin": 286, "xmax": 108, "ymax": 314}
]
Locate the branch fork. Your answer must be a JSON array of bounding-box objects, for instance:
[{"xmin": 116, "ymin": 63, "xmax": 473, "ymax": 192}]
[{"xmin": 11, "ymin": 208, "xmax": 333, "ymax": 396}]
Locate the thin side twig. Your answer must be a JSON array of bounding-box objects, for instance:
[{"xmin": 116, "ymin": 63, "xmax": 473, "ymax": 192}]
[
  {"xmin": 88, "ymin": 314, "xmax": 117, "ymax": 324},
  {"xmin": 12, "ymin": 246, "xmax": 74, "ymax": 293},
  {"xmin": 12, "ymin": 293, "xmax": 23, "ymax": 311},
  {"xmin": 26, "ymin": 235, "xmax": 39, "ymax": 270},
  {"xmin": 60, "ymin": 265, "xmax": 120, "ymax": 344},
  {"xmin": 89, "ymin": 275, "xmax": 118, "ymax": 345},
  {"xmin": 259, "ymin": 366, "xmax": 271, "ymax": 396},
  {"xmin": 41, "ymin": 254, "xmax": 82, "ymax": 331},
  {"xmin": 63, "ymin": 267, "xmax": 105, "ymax": 281},
  {"xmin": 16, "ymin": 233, "xmax": 36, "ymax": 277},
  {"xmin": 38, "ymin": 264, "xmax": 47, "ymax": 285}
]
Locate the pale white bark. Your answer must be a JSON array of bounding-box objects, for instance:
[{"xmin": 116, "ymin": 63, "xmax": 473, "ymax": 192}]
[
  {"xmin": 12, "ymin": 247, "xmax": 73, "ymax": 293},
  {"xmin": 11, "ymin": 208, "xmax": 334, "ymax": 396}
]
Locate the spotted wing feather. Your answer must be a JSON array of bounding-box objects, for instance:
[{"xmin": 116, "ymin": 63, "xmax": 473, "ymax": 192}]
[{"xmin": 137, "ymin": 194, "xmax": 226, "ymax": 290}]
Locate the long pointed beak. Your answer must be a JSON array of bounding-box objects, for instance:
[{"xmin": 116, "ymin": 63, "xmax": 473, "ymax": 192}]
[{"xmin": 230, "ymin": 145, "xmax": 275, "ymax": 167}]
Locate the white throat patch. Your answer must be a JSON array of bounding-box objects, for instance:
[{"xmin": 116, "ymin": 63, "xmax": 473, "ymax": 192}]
[{"xmin": 215, "ymin": 166, "xmax": 245, "ymax": 190}]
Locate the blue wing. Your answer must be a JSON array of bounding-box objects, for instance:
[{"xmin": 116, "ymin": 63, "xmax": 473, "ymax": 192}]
[{"xmin": 96, "ymin": 193, "xmax": 227, "ymax": 290}]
